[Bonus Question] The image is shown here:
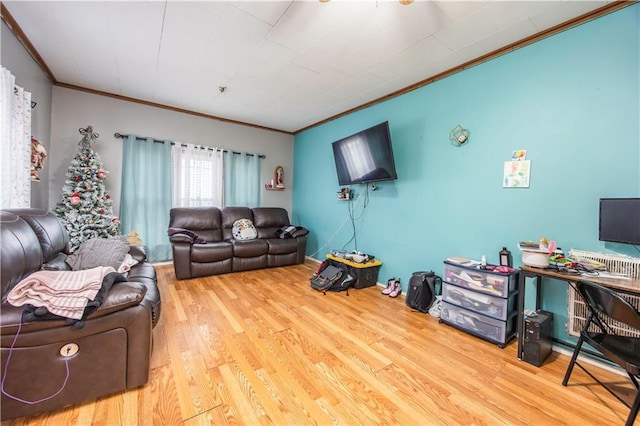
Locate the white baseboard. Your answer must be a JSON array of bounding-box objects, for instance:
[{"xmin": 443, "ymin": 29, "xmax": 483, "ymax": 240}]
[{"xmin": 552, "ymin": 345, "xmax": 625, "ymax": 376}]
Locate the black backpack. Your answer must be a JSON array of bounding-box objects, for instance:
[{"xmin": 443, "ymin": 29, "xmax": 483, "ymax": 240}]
[
  {"xmin": 310, "ymin": 260, "xmax": 355, "ymax": 294},
  {"xmin": 405, "ymin": 271, "xmax": 442, "ymax": 313}
]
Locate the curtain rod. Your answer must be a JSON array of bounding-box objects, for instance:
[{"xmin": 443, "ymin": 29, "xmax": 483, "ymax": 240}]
[
  {"xmin": 13, "ymin": 86, "xmax": 37, "ymax": 108},
  {"xmin": 113, "ymin": 132, "xmax": 265, "ymax": 159}
]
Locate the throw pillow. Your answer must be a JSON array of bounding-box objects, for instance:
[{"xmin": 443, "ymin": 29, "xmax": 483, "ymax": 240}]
[
  {"xmin": 66, "ymin": 236, "xmax": 130, "ymax": 271},
  {"xmin": 232, "ymin": 218, "xmax": 258, "ymax": 241},
  {"xmin": 167, "ymin": 227, "xmax": 206, "ymax": 244}
]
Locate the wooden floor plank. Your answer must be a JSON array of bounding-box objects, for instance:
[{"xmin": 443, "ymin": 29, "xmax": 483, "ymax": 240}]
[{"xmin": 2, "ymin": 260, "xmax": 635, "ymax": 425}]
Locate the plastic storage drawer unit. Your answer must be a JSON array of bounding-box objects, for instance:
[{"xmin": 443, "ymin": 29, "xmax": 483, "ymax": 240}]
[
  {"xmin": 443, "ymin": 262, "xmax": 517, "ymax": 298},
  {"xmin": 442, "ymin": 282, "xmax": 517, "ymax": 321},
  {"xmin": 440, "ymin": 301, "xmax": 515, "ymax": 346}
]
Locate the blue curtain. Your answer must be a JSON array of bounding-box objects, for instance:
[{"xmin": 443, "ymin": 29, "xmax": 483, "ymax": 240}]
[
  {"xmin": 224, "ymin": 151, "xmax": 261, "ymax": 207},
  {"xmin": 120, "ymin": 136, "xmax": 172, "ymax": 262}
]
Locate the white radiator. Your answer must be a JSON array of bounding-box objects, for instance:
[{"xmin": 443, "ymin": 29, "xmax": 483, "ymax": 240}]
[
  {"xmin": 567, "ymin": 250, "xmax": 640, "ymax": 338},
  {"xmin": 570, "ymin": 249, "xmax": 640, "ymax": 279}
]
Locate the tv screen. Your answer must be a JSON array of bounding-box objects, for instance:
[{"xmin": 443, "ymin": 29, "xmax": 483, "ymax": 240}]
[
  {"xmin": 332, "ymin": 121, "xmax": 398, "ymax": 185},
  {"xmin": 599, "ymin": 198, "xmax": 640, "ymax": 245}
]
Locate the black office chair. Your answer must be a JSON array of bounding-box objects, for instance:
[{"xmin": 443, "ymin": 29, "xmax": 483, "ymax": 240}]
[{"xmin": 562, "ymin": 280, "xmax": 640, "ymax": 426}]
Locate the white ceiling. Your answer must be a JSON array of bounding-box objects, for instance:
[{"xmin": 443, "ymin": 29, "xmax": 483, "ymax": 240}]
[{"xmin": 3, "ymin": 0, "xmax": 612, "ymax": 133}]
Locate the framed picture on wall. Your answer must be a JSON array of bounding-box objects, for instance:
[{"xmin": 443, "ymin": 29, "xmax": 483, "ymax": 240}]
[
  {"xmin": 503, "ymin": 160, "xmax": 531, "ymax": 188},
  {"xmin": 275, "ymin": 166, "xmax": 284, "ymax": 189}
]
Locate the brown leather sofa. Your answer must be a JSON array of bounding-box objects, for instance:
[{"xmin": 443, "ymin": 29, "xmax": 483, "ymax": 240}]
[
  {"xmin": 0, "ymin": 209, "xmax": 161, "ymax": 420},
  {"xmin": 168, "ymin": 207, "xmax": 308, "ymax": 280}
]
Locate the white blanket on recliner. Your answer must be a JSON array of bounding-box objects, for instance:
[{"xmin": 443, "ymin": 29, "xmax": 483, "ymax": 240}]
[{"xmin": 7, "ymin": 266, "xmax": 115, "ymax": 319}]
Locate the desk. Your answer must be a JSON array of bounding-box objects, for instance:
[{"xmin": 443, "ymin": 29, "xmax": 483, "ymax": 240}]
[{"xmin": 516, "ymin": 265, "xmax": 640, "ymax": 360}]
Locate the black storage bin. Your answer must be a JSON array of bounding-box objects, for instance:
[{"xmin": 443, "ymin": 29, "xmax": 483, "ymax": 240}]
[{"xmin": 325, "ymin": 254, "xmax": 382, "ymax": 289}]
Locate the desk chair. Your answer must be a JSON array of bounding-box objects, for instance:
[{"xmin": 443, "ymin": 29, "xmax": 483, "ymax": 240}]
[{"xmin": 562, "ymin": 280, "xmax": 640, "ymax": 426}]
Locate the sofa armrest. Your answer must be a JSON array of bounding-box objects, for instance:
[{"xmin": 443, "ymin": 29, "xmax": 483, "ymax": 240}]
[
  {"xmin": 168, "ymin": 227, "xmax": 206, "ymax": 244},
  {"xmin": 88, "ymin": 281, "xmax": 147, "ymax": 319},
  {"xmin": 170, "ymin": 241, "xmax": 193, "ymax": 280},
  {"xmin": 0, "ymin": 281, "xmax": 148, "ymax": 334},
  {"xmin": 128, "ymin": 245, "xmax": 148, "ymax": 263},
  {"xmin": 169, "ymin": 233, "xmax": 196, "ymax": 244},
  {"xmin": 292, "ymin": 227, "xmax": 309, "ymax": 238}
]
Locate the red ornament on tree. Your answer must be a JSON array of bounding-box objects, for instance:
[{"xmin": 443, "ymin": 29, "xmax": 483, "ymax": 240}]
[
  {"xmin": 97, "ymin": 169, "xmax": 107, "ymax": 179},
  {"xmin": 70, "ymin": 193, "xmax": 81, "ymax": 206}
]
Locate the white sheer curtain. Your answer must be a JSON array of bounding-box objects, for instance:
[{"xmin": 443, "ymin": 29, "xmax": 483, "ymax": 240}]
[
  {"xmin": 0, "ymin": 67, "xmax": 31, "ymax": 208},
  {"xmin": 171, "ymin": 143, "xmax": 224, "ymax": 207}
]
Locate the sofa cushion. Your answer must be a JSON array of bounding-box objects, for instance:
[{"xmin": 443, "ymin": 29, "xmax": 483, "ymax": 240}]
[
  {"xmin": 4, "ymin": 208, "xmax": 70, "ymax": 261},
  {"xmin": 252, "ymin": 208, "xmax": 290, "ymax": 228},
  {"xmin": 221, "ymin": 207, "xmax": 253, "ymax": 241},
  {"xmin": 169, "ymin": 207, "xmax": 223, "ymax": 242},
  {"xmin": 1, "ymin": 212, "xmax": 44, "ymax": 298},
  {"xmin": 42, "ymin": 253, "xmax": 71, "ymax": 271},
  {"xmin": 232, "ymin": 239, "xmax": 268, "ymax": 257},
  {"xmin": 252, "ymin": 208, "xmax": 291, "ymax": 239},
  {"xmin": 191, "ymin": 242, "xmax": 233, "ymax": 263},
  {"xmin": 266, "ymin": 238, "xmax": 299, "ymax": 255}
]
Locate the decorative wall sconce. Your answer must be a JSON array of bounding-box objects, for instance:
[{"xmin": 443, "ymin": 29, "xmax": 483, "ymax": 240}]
[{"xmin": 449, "ymin": 124, "xmax": 470, "ymax": 147}]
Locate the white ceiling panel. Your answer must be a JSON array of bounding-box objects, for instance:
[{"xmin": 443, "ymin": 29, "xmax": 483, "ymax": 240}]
[
  {"xmin": 335, "ymin": 2, "xmax": 412, "ymax": 39},
  {"xmin": 264, "ymin": 63, "xmax": 318, "ymax": 93},
  {"xmin": 233, "ymin": 1, "xmax": 294, "ymax": 26},
  {"xmin": 240, "ymin": 39, "xmax": 299, "ymax": 80},
  {"xmin": 481, "ymin": 1, "xmax": 556, "ymax": 31},
  {"xmin": 265, "ymin": 11, "xmax": 326, "ymax": 54},
  {"xmin": 433, "ymin": 7, "xmax": 501, "ymax": 51},
  {"xmin": 530, "ymin": 1, "xmax": 609, "ymax": 31},
  {"xmin": 433, "ymin": 0, "xmax": 490, "ymax": 21},
  {"xmin": 476, "ymin": 18, "xmax": 539, "ymax": 54},
  {"xmin": 389, "ymin": 1, "xmax": 453, "ymax": 42},
  {"xmin": 293, "ymin": 24, "xmax": 361, "ymax": 73},
  {"xmin": 1, "ymin": 0, "xmax": 618, "ymax": 133},
  {"xmin": 369, "ymin": 35, "xmax": 451, "ymax": 81}
]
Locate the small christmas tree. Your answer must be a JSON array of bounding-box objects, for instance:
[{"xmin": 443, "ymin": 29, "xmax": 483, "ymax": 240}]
[{"xmin": 53, "ymin": 126, "xmax": 120, "ymax": 251}]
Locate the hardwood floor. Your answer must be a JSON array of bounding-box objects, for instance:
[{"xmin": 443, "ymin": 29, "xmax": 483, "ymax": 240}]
[{"xmin": 2, "ymin": 260, "xmax": 636, "ymax": 425}]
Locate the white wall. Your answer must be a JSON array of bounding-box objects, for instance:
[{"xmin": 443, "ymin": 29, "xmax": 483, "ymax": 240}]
[{"xmin": 49, "ymin": 87, "xmax": 294, "ymax": 215}]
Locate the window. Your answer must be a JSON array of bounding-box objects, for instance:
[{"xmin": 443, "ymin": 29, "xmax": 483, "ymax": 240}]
[{"xmin": 171, "ymin": 144, "xmax": 224, "ymax": 207}]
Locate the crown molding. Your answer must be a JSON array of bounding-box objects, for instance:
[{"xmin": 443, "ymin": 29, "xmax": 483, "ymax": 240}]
[
  {"xmin": 293, "ymin": 1, "xmax": 636, "ymax": 134},
  {"xmin": 2, "ymin": 1, "xmax": 635, "ymax": 136}
]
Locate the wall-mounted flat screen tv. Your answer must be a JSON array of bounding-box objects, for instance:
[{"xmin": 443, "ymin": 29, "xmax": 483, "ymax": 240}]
[
  {"xmin": 332, "ymin": 121, "xmax": 398, "ymax": 186},
  {"xmin": 599, "ymin": 198, "xmax": 640, "ymax": 245}
]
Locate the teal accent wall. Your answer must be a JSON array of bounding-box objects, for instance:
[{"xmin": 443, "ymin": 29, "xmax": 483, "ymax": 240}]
[{"xmin": 293, "ymin": 5, "xmax": 639, "ymax": 343}]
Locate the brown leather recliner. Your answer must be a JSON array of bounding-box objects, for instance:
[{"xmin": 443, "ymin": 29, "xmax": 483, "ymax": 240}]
[
  {"xmin": 0, "ymin": 209, "xmax": 161, "ymax": 420},
  {"xmin": 169, "ymin": 207, "xmax": 308, "ymax": 280}
]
